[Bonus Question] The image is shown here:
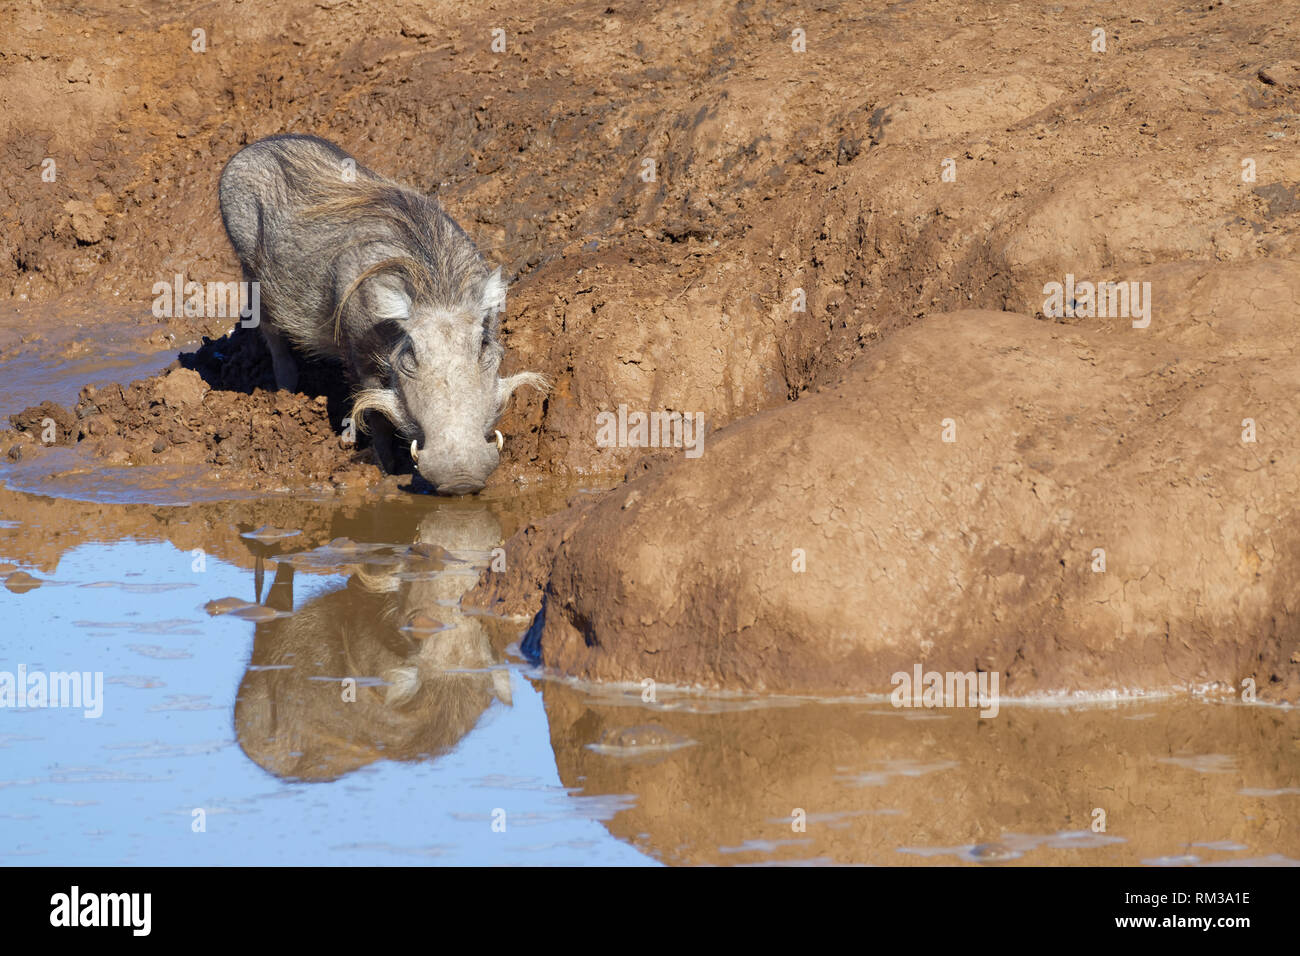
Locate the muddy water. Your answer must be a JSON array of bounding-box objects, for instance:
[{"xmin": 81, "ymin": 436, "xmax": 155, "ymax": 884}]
[
  {"xmin": 0, "ymin": 304, "xmax": 193, "ymax": 420},
  {"xmin": 0, "ymin": 346, "xmax": 184, "ymax": 422},
  {"xmin": 0, "ymin": 478, "xmax": 1297, "ymax": 866}
]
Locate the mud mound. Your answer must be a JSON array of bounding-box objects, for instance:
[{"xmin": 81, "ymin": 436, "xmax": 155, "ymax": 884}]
[
  {"xmin": 4, "ymin": 337, "xmax": 382, "ymax": 490},
  {"xmin": 469, "ymin": 260, "xmax": 1300, "ymax": 702},
  {"xmin": 7, "ymin": 400, "xmax": 78, "ymax": 447}
]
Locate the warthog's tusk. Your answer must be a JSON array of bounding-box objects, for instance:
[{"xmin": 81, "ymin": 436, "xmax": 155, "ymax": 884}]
[
  {"xmin": 410, "ymin": 439, "xmax": 418, "ymax": 461},
  {"xmin": 494, "ymin": 430, "xmax": 504, "ymax": 451}
]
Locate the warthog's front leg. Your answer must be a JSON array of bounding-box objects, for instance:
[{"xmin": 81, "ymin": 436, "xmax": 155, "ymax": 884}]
[{"xmin": 261, "ymin": 325, "xmax": 299, "ymax": 392}]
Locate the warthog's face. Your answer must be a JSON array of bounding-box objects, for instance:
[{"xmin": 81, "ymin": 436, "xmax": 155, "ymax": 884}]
[
  {"xmin": 353, "ymin": 271, "xmax": 546, "ymax": 494},
  {"xmin": 397, "ymin": 309, "xmax": 510, "ymax": 495}
]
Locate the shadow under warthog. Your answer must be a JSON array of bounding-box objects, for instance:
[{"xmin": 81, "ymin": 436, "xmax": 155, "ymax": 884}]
[{"xmin": 234, "ymin": 506, "xmax": 510, "ymax": 781}]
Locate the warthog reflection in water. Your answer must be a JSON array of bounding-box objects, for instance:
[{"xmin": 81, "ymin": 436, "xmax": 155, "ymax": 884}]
[{"xmin": 235, "ymin": 507, "xmax": 510, "ymax": 782}]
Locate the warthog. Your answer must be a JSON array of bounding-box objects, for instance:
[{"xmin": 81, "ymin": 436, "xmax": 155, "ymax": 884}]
[
  {"xmin": 234, "ymin": 505, "xmax": 511, "ymax": 781},
  {"xmin": 218, "ymin": 133, "xmax": 546, "ymax": 494}
]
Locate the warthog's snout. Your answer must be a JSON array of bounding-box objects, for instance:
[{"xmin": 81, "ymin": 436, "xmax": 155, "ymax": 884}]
[
  {"xmin": 434, "ymin": 477, "xmax": 485, "ymax": 496},
  {"xmin": 410, "ymin": 437, "xmax": 498, "ymax": 496}
]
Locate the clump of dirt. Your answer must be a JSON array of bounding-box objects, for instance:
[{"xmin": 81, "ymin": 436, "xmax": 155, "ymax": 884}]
[
  {"xmin": 7, "ymin": 400, "xmax": 78, "ymax": 447},
  {"xmin": 4, "ymin": 327, "xmax": 385, "ymax": 490}
]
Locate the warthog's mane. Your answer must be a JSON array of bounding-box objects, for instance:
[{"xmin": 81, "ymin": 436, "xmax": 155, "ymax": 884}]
[{"xmin": 274, "ymin": 147, "xmax": 489, "ymax": 343}]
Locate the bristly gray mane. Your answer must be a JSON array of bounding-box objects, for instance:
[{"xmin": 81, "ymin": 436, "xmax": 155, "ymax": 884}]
[{"xmin": 277, "ymin": 149, "xmax": 490, "ymax": 339}]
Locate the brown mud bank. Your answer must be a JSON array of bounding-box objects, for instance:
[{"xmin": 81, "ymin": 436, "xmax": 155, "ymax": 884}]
[
  {"xmin": 1, "ymin": 318, "xmax": 554, "ymax": 493},
  {"xmin": 4, "ymin": 0, "xmax": 1300, "ymax": 483},
  {"xmin": 5, "ymin": 326, "xmax": 396, "ymax": 493},
  {"xmin": 470, "ymin": 260, "xmax": 1300, "ymax": 702}
]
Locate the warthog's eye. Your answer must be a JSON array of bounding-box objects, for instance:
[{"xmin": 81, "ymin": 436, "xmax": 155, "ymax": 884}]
[
  {"xmin": 395, "ymin": 343, "xmax": 417, "ymax": 377},
  {"xmin": 479, "ymin": 327, "xmax": 502, "ymax": 367}
]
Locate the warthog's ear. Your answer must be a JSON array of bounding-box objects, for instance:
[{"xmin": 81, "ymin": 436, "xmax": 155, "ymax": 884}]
[
  {"xmin": 479, "ymin": 268, "xmax": 507, "ymax": 317},
  {"xmin": 496, "ymin": 371, "xmax": 550, "ymax": 408},
  {"xmin": 370, "ymin": 276, "xmax": 412, "ymax": 322}
]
